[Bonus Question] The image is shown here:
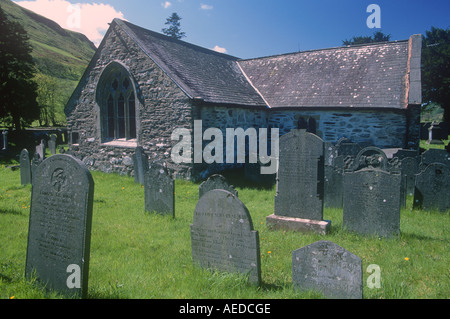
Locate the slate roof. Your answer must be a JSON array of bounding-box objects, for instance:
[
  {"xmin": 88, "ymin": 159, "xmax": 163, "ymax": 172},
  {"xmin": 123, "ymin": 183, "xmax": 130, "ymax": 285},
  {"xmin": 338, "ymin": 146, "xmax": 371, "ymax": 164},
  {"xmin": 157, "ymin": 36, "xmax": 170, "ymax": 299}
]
[
  {"xmin": 237, "ymin": 41, "xmax": 411, "ymax": 109},
  {"xmin": 114, "ymin": 19, "xmax": 418, "ymax": 110},
  {"xmin": 116, "ymin": 19, "xmax": 267, "ymax": 107}
]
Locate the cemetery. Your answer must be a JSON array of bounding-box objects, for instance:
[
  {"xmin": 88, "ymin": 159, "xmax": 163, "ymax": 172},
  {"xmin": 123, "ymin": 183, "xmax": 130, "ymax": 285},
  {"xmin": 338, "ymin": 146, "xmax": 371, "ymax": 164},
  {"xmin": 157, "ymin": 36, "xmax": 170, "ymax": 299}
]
[{"xmin": 0, "ymin": 132, "xmax": 448, "ymax": 300}]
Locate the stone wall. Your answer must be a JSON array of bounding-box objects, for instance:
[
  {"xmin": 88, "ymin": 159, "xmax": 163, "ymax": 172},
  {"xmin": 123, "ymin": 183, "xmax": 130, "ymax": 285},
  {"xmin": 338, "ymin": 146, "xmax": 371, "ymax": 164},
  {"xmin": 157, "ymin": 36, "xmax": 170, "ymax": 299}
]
[
  {"xmin": 66, "ymin": 22, "xmax": 193, "ymax": 179},
  {"xmin": 267, "ymin": 108, "xmax": 413, "ymax": 149}
]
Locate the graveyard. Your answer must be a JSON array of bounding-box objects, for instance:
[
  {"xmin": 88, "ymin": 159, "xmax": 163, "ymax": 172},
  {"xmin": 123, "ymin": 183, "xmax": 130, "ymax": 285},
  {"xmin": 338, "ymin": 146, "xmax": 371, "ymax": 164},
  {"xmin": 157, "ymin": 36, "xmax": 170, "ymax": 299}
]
[{"xmin": 0, "ymin": 139, "xmax": 449, "ymax": 299}]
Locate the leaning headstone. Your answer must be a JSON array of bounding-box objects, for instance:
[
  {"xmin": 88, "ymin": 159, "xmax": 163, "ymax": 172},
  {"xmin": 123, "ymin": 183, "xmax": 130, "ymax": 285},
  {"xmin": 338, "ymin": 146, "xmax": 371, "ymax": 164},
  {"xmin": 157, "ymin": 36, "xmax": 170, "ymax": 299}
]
[
  {"xmin": 20, "ymin": 149, "xmax": 32, "ymax": 185},
  {"xmin": 199, "ymin": 174, "xmax": 238, "ymax": 199},
  {"xmin": 414, "ymin": 163, "xmax": 450, "ymax": 212},
  {"xmin": 133, "ymin": 146, "xmax": 149, "ymax": 185},
  {"xmin": 343, "ymin": 168, "xmax": 401, "ymax": 237},
  {"xmin": 25, "ymin": 154, "xmax": 94, "ymax": 298},
  {"xmin": 190, "ymin": 189, "xmax": 261, "ymax": 285},
  {"xmin": 144, "ymin": 164, "xmax": 175, "ymax": 217},
  {"xmin": 292, "ymin": 240, "xmax": 363, "ymax": 299},
  {"xmin": 267, "ymin": 129, "xmax": 330, "ymax": 234}
]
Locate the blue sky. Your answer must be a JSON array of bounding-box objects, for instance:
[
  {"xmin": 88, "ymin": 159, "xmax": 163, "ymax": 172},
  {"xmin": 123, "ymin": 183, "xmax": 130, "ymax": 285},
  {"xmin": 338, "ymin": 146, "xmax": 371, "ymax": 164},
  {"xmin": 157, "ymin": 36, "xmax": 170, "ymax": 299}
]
[{"xmin": 15, "ymin": 0, "xmax": 450, "ymax": 59}]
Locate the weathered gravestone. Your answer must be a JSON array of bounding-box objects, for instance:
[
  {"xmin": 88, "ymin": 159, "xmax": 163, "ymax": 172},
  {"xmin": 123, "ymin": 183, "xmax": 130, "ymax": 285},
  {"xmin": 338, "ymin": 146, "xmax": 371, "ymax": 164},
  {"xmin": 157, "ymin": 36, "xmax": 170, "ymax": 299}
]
[
  {"xmin": 199, "ymin": 174, "xmax": 238, "ymax": 199},
  {"xmin": 20, "ymin": 149, "xmax": 32, "ymax": 185},
  {"xmin": 414, "ymin": 163, "xmax": 450, "ymax": 212},
  {"xmin": 190, "ymin": 189, "xmax": 261, "ymax": 285},
  {"xmin": 346, "ymin": 146, "xmax": 389, "ymax": 172},
  {"xmin": 31, "ymin": 152, "xmax": 43, "ymax": 181},
  {"xmin": 419, "ymin": 148, "xmax": 450, "ymax": 171},
  {"xmin": 144, "ymin": 164, "xmax": 174, "ymax": 217},
  {"xmin": 25, "ymin": 154, "xmax": 94, "ymax": 298},
  {"xmin": 400, "ymin": 156, "xmax": 419, "ymax": 197},
  {"xmin": 133, "ymin": 146, "xmax": 149, "ymax": 185},
  {"xmin": 343, "ymin": 168, "xmax": 401, "ymax": 237},
  {"xmin": 48, "ymin": 135, "xmax": 57, "ymax": 155},
  {"xmin": 324, "ymin": 155, "xmax": 344, "ymax": 208},
  {"xmin": 267, "ymin": 129, "xmax": 330, "ymax": 234},
  {"xmin": 292, "ymin": 240, "xmax": 363, "ymax": 299}
]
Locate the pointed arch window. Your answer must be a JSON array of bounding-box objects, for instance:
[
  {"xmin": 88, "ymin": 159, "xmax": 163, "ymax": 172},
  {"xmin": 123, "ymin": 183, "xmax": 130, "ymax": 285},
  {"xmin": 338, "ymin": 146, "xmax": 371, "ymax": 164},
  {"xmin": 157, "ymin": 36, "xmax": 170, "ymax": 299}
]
[{"xmin": 101, "ymin": 69, "xmax": 137, "ymax": 142}]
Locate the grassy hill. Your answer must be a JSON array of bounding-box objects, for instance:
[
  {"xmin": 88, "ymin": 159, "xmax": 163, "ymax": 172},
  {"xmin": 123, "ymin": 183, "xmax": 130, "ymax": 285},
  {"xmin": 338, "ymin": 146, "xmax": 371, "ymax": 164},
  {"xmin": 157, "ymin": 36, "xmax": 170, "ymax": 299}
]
[{"xmin": 0, "ymin": 0, "xmax": 96, "ymax": 126}]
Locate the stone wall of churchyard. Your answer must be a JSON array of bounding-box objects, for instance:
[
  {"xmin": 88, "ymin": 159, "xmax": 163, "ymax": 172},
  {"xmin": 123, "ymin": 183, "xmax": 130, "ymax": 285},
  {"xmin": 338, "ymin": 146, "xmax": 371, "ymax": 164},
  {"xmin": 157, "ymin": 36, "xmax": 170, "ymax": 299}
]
[
  {"xmin": 191, "ymin": 104, "xmax": 268, "ymax": 180},
  {"xmin": 66, "ymin": 23, "xmax": 193, "ymax": 178},
  {"xmin": 267, "ymin": 108, "xmax": 417, "ymax": 149}
]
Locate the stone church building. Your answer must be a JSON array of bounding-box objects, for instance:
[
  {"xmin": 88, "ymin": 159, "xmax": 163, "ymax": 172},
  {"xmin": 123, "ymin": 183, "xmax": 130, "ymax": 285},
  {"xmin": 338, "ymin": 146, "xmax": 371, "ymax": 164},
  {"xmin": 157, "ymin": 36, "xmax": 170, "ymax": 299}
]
[{"xmin": 65, "ymin": 18, "xmax": 422, "ymax": 180}]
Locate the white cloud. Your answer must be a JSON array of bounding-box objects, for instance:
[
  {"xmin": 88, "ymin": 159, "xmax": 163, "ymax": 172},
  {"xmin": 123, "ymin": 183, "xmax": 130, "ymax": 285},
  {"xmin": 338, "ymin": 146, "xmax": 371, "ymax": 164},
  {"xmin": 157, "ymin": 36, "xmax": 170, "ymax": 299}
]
[
  {"xmin": 161, "ymin": 1, "xmax": 172, "ymax": 9},
  {"xmin": 200, "ymin": 4, "xmax": 213, "ymax": 10},
  {"xmin": 14, "ymin": 0, "xmax": 125, "ymax": 46},
  {"xmin": 212, "ymin": 45, "xmax": 227, "ymax": 54}
]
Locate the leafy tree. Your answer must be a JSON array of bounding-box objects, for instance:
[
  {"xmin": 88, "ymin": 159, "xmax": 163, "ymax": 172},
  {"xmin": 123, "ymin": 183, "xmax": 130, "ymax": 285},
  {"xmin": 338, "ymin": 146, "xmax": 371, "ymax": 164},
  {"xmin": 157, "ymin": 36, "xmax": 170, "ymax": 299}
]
[
  {"xmin": 162, "ymin": 12, "xmax": 186, "ymax": 40},
  {"xmin": 421, "ymin": 27, "xmax": 450, "ymax": 123},
  {"xmin": 0, "ymin": 5, "xmax": 39, "ymax": 130},
  {"xmin": 343, "ymin": 31, "xmax": 391, "ymax": 45},
  {"xmin": 35, "ymin": 73, "xmax": 58, "ymax": 127}
]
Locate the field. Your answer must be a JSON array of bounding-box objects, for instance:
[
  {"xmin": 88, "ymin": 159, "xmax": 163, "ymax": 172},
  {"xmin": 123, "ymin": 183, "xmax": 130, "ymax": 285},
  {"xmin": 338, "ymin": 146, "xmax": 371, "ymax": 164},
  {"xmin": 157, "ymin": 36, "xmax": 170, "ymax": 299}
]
[{"xmin": 0, "ymin": 150, "xmax": 449, "ymax": 300}]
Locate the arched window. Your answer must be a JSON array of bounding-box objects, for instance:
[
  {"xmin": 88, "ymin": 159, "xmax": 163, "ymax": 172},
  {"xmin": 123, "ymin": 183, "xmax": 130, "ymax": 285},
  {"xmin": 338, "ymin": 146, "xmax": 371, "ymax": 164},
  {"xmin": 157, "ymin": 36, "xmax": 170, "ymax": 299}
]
[{"xmin": 99, "ymin": 65, "xmax": 137, "ymax": 142}]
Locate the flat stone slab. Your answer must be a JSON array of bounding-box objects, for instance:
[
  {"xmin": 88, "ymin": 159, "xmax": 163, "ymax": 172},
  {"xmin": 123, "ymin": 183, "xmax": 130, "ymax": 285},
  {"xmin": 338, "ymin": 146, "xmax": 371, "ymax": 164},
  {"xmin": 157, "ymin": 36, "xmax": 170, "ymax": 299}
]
[{"xmin": 266, "ymin": 214, "xmax": 331, "ymax": 235}]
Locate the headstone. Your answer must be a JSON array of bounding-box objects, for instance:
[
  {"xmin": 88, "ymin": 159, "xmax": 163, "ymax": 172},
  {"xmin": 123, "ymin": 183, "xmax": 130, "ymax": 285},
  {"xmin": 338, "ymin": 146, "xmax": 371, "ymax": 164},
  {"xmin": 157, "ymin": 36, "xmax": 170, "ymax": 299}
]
[
  {"xmin": 420, "ymin": 148, "xmax": 450, "ymax": 170},
  {"xmin": 1, "ymin": 130, "xmax": 8, "ymax": 151},
  {"xmin": 31, "ymin": 153, "xmax": 43, "ymax": 181},
  {"xmin": 199, "ymin": 174, "xmax": 238, "ymax": 199},
  {"xmin": 144, "ymin": 164, "xmax": 175, "ymax": 217},
  {"xmin": 267, "ymin": 129, "xmax": 330, "ymax": 234},
  {"xmin": 414, "ymin": 163, "xmax": 450, "ymax": 212},
  {"xmin": 324, "ymin": 155, "xmax": 344, "ymax": 208},
  {"xmin": 190, "ymin": 189, "xmax": 261, "ymax": 285},
  {"xmin": 400, "ymin": 156, "xmax": 419, "ymax": 196},
  {"xmin": 25, "ymin": 154, "xmax": 94, "ymax": 298},
  {"xmin": 35, "ymin": 141, "xmax": 45, "ymax": 161},
  {"xmin": 346, "ymin": 146, "xmax": 389, "ymax": 172},
  {"xmin": 343, "ymin": 168, "xmax": 401, "ymax": 237},
  {"xmin": 133, "ymin": 146, "xmax": 149, "ymax": 185},
  {"xmin": 292, "ymin": 240, "xmax": 363, "ymax": 299},
  {"xmin": 48, "ymin": 135, "xmax": 57, "ymax": 155},
  {"xmin": 20, "ymin": 149, "xmax": 32, "ymax": 185}
]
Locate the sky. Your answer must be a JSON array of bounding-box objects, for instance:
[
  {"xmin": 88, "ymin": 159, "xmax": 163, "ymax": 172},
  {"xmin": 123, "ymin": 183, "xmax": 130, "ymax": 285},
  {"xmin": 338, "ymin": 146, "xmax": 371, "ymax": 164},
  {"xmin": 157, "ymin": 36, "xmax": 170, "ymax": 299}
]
[{"xmin": 13, "ymin": 0, "xmax": 450, "ymax": 59}]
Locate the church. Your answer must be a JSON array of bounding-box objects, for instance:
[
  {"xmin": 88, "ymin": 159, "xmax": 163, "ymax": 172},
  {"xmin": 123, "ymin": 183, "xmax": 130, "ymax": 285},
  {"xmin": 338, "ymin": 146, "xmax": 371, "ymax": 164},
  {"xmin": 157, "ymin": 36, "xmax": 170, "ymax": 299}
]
[{"xmin": 65, "ymin": 18, "xmax": 422, "ymax": 180}]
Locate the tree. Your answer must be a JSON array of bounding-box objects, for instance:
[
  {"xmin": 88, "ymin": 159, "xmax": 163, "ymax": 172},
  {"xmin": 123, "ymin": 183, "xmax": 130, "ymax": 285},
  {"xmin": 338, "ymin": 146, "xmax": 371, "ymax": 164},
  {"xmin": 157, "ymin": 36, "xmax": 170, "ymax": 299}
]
[
  {"xmin": 0, "ymin": 6, "xmax": 40, "ymax": 130},
  {"xmin": 35, "ymin": 73, "xmax": 58, "ymax": 127},
  {"xmin": 162, "ymin": 12, "xmax": 186, "ymax": 40},
  {"xmin": 421, "ymin": 27, "xmax": 450, "ymax": 123},
  {"xmin": 342, "ymin": 31, "xmax": 391, "ymax": 45}
]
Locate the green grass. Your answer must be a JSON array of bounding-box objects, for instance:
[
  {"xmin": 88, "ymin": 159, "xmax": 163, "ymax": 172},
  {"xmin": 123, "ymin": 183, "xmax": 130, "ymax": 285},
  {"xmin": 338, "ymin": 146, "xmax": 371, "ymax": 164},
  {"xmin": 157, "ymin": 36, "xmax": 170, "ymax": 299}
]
[{"xmin": 0, "ymin": 162, "xmax": 449, "ymax": 299}]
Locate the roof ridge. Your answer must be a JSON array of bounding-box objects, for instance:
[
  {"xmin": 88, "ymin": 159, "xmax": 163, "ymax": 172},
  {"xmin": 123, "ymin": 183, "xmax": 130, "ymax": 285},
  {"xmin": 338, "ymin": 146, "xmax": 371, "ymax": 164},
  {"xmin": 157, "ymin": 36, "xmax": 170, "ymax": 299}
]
[{"xmin": 238, "ymin": 39, "xmax": 410, "ymax": 62}]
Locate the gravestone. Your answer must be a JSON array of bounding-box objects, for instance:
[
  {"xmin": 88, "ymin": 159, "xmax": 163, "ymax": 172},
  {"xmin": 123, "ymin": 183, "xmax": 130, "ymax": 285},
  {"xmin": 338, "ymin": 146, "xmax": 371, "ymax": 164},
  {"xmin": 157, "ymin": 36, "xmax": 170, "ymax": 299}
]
[
  {"xmin": 35, "ymin": 140, "xmax": 45, "ymax": 161},
  {"xmin": 267, "ymin": 129, "xmax": 330, "ymax": 234},
  {"xmin": 292, "ymin": 240, "xmax": 362, "ymax": 299},
  {"xmin": 190, "ymin": 189, "xmax": 261, "ymax": 285},
  {"xmin": 20, "ymin": 149, "xmax": 32, "ymax": 185},
  {"xmin": 144, "ymin": 164, "xmax": 175, "ymax": 217},
  {"xmin": 401, "ymin": 156, "xmax": 419, "ymax": 196},
  {"xmin": 324, "ymin": 155, "xmax": 344, "ymax": 208},
  {"xmin": 199, "ymin": 174, "xmax": 238, "ymax": 199},
  {"xmin": 25, "ymin": 154, "xmax": 94, "ymax": 298},
  {"xmin": 346, "ymin": 146, "xmax": 389, "ymax": 172},
  {"xmin": 414, "ymin": 163, "xmax": 450, "ymax": 212},
  {"xmin": 420, "ymin": 149, "xmax": 450, "ymax": 170},
  {"xmin": 31, "ymin": 153, "xmax": 43, "ymax": 181},
  {"xmin": 133, "ymin": 146, "xmax": 149, "ymax": 185},
  {"xmin": 48, "ymin": 135, "xmax": 57, "ymax": 155},
  {"xmin": 343, "ymin": 168, "xmax": 401, "ymax": 237}
]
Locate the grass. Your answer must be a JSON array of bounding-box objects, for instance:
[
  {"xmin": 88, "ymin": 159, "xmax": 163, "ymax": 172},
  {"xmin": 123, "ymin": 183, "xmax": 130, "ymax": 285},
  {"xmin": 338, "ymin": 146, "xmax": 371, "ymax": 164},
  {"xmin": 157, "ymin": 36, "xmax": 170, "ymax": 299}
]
[{"xmin": 0, "ymin": 156, "xmax": 448, "ymax": 300}]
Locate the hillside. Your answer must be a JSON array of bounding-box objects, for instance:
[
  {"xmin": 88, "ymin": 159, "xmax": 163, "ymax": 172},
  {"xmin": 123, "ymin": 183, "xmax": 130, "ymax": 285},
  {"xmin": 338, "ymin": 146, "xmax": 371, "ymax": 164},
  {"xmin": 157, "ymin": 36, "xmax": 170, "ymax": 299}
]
[{"xmin": 0, "ymin": 0, "xmax": 96, "ymax": 125}]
